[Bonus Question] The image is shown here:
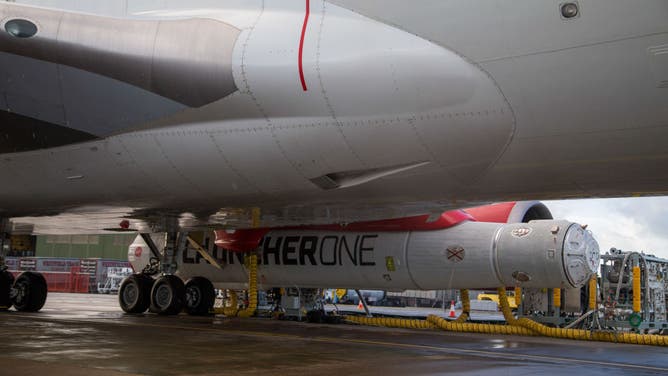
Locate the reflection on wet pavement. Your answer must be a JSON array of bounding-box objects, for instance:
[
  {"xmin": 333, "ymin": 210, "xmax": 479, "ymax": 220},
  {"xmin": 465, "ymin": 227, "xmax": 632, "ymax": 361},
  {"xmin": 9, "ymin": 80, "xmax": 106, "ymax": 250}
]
[{"xmin": 1, "ymin": 293, "xmax": 667, "ymax": 375}]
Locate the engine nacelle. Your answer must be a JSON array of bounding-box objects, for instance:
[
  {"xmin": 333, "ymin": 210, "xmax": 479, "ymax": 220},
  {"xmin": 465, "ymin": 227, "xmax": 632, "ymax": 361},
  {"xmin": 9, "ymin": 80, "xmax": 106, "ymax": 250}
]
[{"xmin": 464, "ymin": 201, "xmax": 553, "ymax": 223}]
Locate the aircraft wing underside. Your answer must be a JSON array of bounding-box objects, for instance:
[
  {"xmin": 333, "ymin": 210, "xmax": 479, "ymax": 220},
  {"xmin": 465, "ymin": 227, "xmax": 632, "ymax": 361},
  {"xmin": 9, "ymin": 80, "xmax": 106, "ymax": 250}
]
[{"xmin": 1, "ymin": 1, "xmax": 668, "ymax": 235}]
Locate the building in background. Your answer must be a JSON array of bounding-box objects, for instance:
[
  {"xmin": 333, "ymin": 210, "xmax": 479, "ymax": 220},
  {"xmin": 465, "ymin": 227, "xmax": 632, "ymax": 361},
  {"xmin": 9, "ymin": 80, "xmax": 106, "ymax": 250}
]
[
  {"xmin": 36, "ymin": 234, "xmax": 136, "ymax": 260},
  {"xmin": 4, "ymin": 234, "xmax": 135, "ymax": 294}
]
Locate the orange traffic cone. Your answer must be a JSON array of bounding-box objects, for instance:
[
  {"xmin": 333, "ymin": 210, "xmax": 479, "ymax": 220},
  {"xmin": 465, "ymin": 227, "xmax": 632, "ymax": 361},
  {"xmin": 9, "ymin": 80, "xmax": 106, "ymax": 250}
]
[
  {"xmin": 357, "ymin": 300, "xmax": 365, "ymax": 310},
  {"xmin": 448, "ymin": 300, "xmax": 456, "ymax": 318}
]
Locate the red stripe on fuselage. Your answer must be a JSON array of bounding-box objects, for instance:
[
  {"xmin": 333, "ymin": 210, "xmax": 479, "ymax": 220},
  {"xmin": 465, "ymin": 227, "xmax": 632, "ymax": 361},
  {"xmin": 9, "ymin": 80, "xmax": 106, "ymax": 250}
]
[{"xmin": 298, "ymin": 0, "xmax": 310, "ymax": 91}]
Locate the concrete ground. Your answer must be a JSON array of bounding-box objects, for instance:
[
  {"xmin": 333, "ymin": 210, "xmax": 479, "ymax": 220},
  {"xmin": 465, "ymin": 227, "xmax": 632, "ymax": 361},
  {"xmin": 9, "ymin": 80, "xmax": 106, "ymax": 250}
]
[{"xmin": 0, "ymin": 293, "xmax": 667, "ymax": 375}]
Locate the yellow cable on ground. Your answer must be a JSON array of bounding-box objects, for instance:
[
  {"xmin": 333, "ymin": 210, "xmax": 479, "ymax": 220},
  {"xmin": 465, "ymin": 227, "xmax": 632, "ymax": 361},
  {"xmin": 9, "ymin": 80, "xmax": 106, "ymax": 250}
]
[
  {"xmin": 497, "ymin": 287, "xmax": 519, "ymax": 325},
  {"xmin": 345, "ymin": 288, "xmax": 534, "ymax": 337},
  {"xmin": 426, "ymin": 315, "xmax": 537, "ymax": 336},
  {"xmin": 237, "ymin": 253, "xmax": 258, "ymax": 318},
  {"xmin": 513, "ymin": 317, "xmax": 668, "ymax": 345},
  {"xmin": 220, "ymin": 214, "xmax": 260, "ymax": 318},
  {"xmin": 455, "ymin": 289, "xmax": 470, "ymax": 322},
  {"xmin": 217, "ymin": 253, "xmax": 258, "ymax": 317},
  {"xmin": 344, "ymin": 287, "xmax": 532, "ymax": 336},
  {"xmin": 344, "ymin": 315, "xmax": 536, "ymax": 336},
  {"xmin": 345, "ymin": 315, "xmax": 435, "ymax": 330}
]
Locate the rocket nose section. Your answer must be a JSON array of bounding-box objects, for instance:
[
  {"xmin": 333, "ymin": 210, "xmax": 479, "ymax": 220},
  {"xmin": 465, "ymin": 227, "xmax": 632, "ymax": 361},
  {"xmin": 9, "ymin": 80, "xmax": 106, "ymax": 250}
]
[
  {"xmin": 562, "ymin": 224, "xmax": 601, "ymax": 288},
  {"xmin": 494, "ymin": 220, "xmax": 601, "ymax": 289}
]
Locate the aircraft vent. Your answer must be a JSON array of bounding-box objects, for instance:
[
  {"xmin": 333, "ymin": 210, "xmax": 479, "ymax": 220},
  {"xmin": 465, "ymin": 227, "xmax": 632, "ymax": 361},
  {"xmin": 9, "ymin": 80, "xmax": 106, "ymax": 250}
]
[{"xmin": 310, "ymin": 161, "xmax": 429, "ymax": 190}]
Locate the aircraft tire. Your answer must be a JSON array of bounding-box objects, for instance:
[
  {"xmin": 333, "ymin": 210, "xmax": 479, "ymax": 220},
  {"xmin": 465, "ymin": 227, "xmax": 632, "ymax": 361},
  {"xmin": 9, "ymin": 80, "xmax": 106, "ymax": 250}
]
[
  {"xmin": 0, "ymin": 270, "xmax": 15, "ymax": 311},
  {"xmin": 184, "ymin": 277, "xmax": 215, "ymax": 316},
  {"xmin": 11, "ymin": 271, "xmax": 47, "ymax": 312},
  {"xmin": 306, "ymin": 309, "xmax": 325, "ymax": 323},
  {"xmin": 150, "ymin": 275, "xmax": 185, "ymax": 315},
  {"xmin": 119, "ymin": 274, "xmax": 153, "ymax": 313}
]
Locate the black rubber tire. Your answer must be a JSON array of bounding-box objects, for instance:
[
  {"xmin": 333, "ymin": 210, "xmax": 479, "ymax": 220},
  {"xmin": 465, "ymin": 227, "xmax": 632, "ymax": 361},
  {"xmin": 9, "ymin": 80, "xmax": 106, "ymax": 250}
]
[
  {"xmin": 12, "ymin": 272, "xmax": 47, "ymax": 312},
  {"xmin": 119, "ymin": 274, "xmax": 153, "ymax": 314},
  {"xmin": 150, "ymin": 275, "xmax": 185, "ymax": 315},
  {"xmin": 0, "ymin": 270, "xmax": 15, "ymax": 311},
  {"xmin": 306, "ymin": 309, "xmax": 325, "ymax": 323},
  {"xmin": 184, "ymin": 277, "xmax": 215, "ymax": 316}
]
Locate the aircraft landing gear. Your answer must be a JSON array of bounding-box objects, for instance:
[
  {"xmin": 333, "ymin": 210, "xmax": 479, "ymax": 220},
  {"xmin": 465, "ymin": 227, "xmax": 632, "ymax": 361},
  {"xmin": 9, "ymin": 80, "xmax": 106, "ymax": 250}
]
[
  {"xmin": 0, "ymin": 229, "xmax": 12, "ymax": 311},
  {"xmin": 0, "ymin": 269, "xmax": 14, "ymax": 311},
  {"xmin": 11, "ymin": 272, "xmax": 48, "ymax": 312},
  {"xmin": 119, "ymin": 232, "xmax": 215, "ymax": 316},
  {"xmin": 1, "ymin": 227, "xmax": 48, "ymax": 312},
  {"xmin": 184, "ymin": 277, "xmax": 215, "ymax": 316},
  {"xmin": 150, "ymin": 275, "xmax": 185, "ymax": 315},
  {"xmin": 118, "ymin": 274, "xmax": 153, "ymax": 313},
  {"xmin": 1, "ymin": 270, "xmax": 48, "ymax": 312}
]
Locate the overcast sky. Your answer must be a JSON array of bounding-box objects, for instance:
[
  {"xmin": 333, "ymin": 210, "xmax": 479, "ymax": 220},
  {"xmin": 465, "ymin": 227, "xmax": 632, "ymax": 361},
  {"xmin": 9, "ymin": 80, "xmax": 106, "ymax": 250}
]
[{"xmin": 544, "ymin": 197, "xmax": 668, "ymax": 259}]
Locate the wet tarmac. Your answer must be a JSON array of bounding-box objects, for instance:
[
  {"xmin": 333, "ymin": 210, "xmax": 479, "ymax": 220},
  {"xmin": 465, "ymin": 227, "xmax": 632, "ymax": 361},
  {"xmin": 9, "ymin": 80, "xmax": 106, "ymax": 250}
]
[{"xmin": 1, "ymin": 293, "xmax": 667, "ymax": 375}]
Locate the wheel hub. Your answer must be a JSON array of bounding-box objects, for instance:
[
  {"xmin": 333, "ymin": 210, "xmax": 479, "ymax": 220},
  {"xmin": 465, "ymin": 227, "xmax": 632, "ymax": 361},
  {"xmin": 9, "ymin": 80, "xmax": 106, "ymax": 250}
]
[
  {"xmin": 154, "ymin": 283, "xmax": 173, "ymax": 309},
  {"xmin": 186, "ymin": 286, "xmax": 201, "ymax": 308},
  {"xmin": 122, "ymin": 283, "xmax": 138, "ymax": 306},
  {"xmin": 13, "ymin": 281, "xmax": 27, "ymax": 305}
]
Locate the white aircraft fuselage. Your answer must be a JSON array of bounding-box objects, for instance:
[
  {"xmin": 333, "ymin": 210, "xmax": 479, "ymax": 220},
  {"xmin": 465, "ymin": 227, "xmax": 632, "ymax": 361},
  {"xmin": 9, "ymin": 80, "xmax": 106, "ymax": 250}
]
[{"xmin": 1, "ymin": 0, "xmax": 667, "ymax": 233}]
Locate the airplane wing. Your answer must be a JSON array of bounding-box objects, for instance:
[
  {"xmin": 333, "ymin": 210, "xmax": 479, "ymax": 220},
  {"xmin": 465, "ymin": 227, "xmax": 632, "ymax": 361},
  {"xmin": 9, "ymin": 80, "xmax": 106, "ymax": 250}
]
[{"xmin": 1, "ymin": 1, "xmax": 668, "ymax": 235}]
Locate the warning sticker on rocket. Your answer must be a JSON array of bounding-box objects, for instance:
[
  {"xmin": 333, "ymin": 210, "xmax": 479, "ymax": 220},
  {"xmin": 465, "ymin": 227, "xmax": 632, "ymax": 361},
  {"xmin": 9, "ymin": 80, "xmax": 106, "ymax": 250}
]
[
  {"xmin": 446, "ymin": 246, "xmax": 465, "ymax": 263},
  {"xmin": 385, "ymin": 256, "xmax": 396, "ymax": 272}
]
